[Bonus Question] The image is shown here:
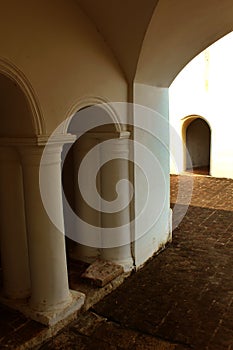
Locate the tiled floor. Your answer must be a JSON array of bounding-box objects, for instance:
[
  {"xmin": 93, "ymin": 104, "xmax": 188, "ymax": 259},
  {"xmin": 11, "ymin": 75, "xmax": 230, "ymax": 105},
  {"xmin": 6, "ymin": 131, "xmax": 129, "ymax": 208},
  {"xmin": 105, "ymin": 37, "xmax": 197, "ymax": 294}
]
[
  {"xmin": 0, "ymin": 174, "xmax": 233, "ymax": 349},
  {"xmin": 0, "ymin": 303, "xmax": 45, "ymax": 349},
  {"xmin": 41, "ymin": 175, "xmax": 233, "ymax": 349}
]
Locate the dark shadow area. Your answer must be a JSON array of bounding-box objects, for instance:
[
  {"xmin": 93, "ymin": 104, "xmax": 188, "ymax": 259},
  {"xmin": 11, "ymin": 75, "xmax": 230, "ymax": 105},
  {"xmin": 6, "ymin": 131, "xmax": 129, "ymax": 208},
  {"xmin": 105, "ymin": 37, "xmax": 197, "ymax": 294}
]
[
  {"xmin": 93, "ymin": 202, "xmax": 233, "ymax": 349},
  {"xmin": 185, "ymin": 166, "xmax": 210, "ymax": 176},
  {"xmin": 186, "ymin": 118, "xmax": 211, "ymax": 175}
]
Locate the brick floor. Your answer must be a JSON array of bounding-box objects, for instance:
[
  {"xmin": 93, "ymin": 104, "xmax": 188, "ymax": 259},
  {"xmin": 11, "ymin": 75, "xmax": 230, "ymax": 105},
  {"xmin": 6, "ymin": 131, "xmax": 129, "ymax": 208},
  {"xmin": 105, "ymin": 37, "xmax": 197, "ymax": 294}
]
[
  {"xmin": 1, "ymin": 174, "xmax": 233, "ymax": 349},
  {"xmin": 40, "ymin": 175, "xmax": 233, "ymax": 349},
  {"xmin": 0, "ymin": 304, "xmax": 45, "ymax": 349}
]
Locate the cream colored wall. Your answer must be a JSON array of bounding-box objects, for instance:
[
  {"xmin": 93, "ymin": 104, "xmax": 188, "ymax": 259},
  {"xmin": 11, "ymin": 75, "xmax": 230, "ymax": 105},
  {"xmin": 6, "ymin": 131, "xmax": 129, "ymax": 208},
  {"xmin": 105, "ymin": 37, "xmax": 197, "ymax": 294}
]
[
  {"xmin": 170, "ymin": 32, "xmax": 233, "ymax": 179},
  {"xmin": 76, "ymin": 0, "xmax": 159, "ymax": 82},
  {"xmin": 0, "ymin": 74, "xmax": 34, "ymax": 136},
  {"xmin": 0, "ymin": 0, "xmax": 127, "ymax": 135}
]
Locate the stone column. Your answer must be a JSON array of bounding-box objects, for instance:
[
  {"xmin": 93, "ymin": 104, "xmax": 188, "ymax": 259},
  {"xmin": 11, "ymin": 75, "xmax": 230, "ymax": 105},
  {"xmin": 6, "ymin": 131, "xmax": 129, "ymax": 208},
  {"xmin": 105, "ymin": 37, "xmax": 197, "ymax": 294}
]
[
  {"xmin": 99, "ymin": 133, "xmax": 133, "ymax": 271},
  {"xmin": 0, "ymin": 146, "xmax": 31, "ymax": 299},
  {"xmin": 70, "ymin": 135, "xmax": 100, "ymax": 263},
  {"xmin": 19, "ymin": 144, "xmax": 71, "ymax": 312}
]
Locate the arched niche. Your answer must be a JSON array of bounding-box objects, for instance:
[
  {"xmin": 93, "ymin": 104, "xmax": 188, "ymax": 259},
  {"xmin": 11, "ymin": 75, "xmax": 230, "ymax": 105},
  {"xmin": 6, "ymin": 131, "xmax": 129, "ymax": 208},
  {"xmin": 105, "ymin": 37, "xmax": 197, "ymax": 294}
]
[
  {"xmin": 62, "ymin": 103, "xmax": 120, "ymax": 212},
  {"xmin": 182, "ymin": 116, "xmax": 211, "ymax": 175}
]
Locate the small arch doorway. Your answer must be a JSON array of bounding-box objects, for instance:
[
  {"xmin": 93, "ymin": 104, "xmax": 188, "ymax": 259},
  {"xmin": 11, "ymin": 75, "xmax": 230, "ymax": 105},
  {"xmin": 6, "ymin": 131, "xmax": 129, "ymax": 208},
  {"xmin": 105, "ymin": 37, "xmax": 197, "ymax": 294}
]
[{"xmin": 185, "ymin": 118, "xmax": 211, "ymax": 175}]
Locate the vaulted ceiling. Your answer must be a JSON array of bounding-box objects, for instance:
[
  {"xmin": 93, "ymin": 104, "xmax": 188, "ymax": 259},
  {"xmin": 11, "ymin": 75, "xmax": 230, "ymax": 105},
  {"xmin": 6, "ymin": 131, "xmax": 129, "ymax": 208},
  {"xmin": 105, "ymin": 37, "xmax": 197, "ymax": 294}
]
[
  {"xmin": 76, "ymin": 0, "xmax": 159, "ymax": 81},
  {"xmin": 76, "ymin": 0, "xmax": 233, "ymax": 86},
  {"xmin": 136, "ymin": 0, "xmax": 233, "ymax": 86}
]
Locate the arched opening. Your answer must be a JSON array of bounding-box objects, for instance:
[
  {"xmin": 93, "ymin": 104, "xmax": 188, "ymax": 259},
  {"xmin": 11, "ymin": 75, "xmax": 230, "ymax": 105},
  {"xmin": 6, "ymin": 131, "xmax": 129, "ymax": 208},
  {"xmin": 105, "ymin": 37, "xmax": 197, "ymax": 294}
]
[
  {"xmin": 62, "ymin": 104, "xmax": 132, "ymax": 279},
  {"xmin": 185, "ymin": 118, "xmax": 211, "ymax": 175},
  {"xmin": 0, "ymin": 73, "xmax": 37, "ymax": 300},
  {"xmin": 0, "ymin": 71, "xmax": 79, "ymax": 320},
  {"xmin": 63, "ymin": 104, "xmax": 120, "ymax": 229}
]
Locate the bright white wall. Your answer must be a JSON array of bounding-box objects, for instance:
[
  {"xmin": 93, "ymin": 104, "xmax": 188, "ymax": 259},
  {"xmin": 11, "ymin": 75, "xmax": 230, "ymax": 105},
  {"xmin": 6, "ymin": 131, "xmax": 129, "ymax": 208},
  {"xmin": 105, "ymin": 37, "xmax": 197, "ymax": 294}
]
[
  {"xmin": 133, "ymin": 83, "xmax": 170, "ymax": 267},
  {"xmin": 169, "ymin": 31, "xmax": 233, "ymax": 179}
]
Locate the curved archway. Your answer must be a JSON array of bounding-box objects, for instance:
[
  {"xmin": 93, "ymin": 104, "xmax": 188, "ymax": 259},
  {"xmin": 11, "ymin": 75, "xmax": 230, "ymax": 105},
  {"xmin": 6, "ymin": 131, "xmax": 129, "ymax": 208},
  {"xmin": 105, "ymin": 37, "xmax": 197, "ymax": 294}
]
[
  {"xmin": 0, "ymin": 58, "xmax": 45, "ymax": 136},
  {"xmin": 183, "ymin": 116, "xmax": 211, "ymax": 175},
  {"xmin": 63, "ymin": 104, "xmax": 120, "ymax": 216},
  {"xmin": 135, "ymin": 1, "xmax": 233, "ymax": 87},
  {"xmin": 64, "ymin": 97, "xmax": 123, "ymax": 134},
  {"xmin": 63, "ymin": 104, "xmax": 125, "ymax": 264},
  {"xmin": 0, "ymin": 71, "xmax": 39, "ymax": 300}
]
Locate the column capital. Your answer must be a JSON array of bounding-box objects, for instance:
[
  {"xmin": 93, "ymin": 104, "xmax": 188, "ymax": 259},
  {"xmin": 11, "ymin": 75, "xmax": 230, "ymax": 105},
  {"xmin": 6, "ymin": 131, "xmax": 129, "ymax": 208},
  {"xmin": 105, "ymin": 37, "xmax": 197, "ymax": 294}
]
[
  {"xmin": 16, "ymin": 134, "xmax": 76, "ymax": 166},
  {"xmin": 0, "ymin": 133, "xmax": 76, "ymax": 147}
]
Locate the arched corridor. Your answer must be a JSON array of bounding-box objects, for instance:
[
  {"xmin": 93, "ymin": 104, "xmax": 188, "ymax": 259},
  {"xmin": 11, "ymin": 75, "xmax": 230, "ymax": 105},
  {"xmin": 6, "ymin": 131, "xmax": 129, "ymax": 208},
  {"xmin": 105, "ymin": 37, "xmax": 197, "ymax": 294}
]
[{"xmin": 0, "ymin": 0, "xmax": 232, "ymax": 348}]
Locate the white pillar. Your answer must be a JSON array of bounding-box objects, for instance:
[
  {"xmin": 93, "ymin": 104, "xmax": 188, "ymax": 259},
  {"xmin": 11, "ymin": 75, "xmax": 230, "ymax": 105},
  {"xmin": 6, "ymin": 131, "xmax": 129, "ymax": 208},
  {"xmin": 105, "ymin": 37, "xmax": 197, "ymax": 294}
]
[
  {"xmin": 100, "ymin": 135, "xmax": 133, "ymax": 271},
  {"xmin": 70, "ymin": 136, "xmax": 100, "ymax": 263},
  {"xmin": 19, "ymin": 145, "xmax": 71, "ymax": 312},
  {"xmin": 133, "ymin": 84, "xmax": 170, "ymax": 267},
  {"xmin": 0, "ymin": 147, "xmax": 31, "ymax": 299}
]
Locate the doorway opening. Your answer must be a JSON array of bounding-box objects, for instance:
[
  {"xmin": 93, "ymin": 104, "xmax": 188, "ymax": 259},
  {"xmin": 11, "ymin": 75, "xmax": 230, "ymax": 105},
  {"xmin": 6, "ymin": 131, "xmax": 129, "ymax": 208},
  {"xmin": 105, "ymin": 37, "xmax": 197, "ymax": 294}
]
[{"xmin": 184, "ymin": 117, "xmax": 211, "ymax": 175}]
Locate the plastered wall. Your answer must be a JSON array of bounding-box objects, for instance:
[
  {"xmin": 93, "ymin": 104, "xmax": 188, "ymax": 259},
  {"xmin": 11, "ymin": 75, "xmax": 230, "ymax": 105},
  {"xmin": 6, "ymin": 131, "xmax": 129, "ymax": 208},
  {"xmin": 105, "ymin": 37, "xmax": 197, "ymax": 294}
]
[
  {"xmin": 170, "ymin": 32, "xmax": 233, "ymax": 179},
  {"xmin": 0, "ymin": 0, "xmax": 128, "ymax": 135}
]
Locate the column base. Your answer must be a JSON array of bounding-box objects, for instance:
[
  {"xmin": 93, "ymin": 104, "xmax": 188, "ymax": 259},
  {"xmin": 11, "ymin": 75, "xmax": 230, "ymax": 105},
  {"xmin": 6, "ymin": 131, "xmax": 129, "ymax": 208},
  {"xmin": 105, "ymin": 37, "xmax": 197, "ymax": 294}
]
[
  {"xmin": 0, "ymin": 290, "xmax": 85, "ymax": 326},
  {"xmin": 81, "ymin": 259, "xmax": 124, "ymax": 287}
]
